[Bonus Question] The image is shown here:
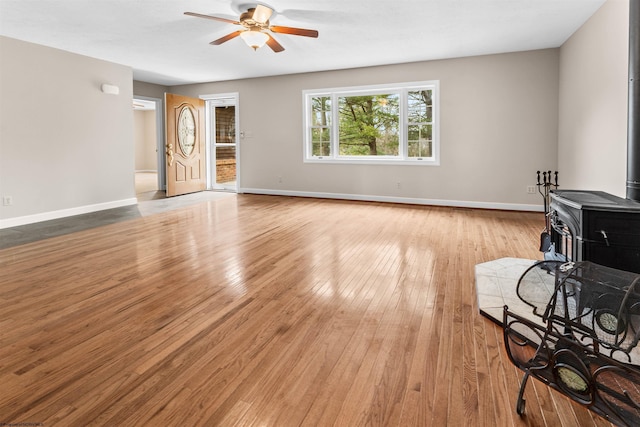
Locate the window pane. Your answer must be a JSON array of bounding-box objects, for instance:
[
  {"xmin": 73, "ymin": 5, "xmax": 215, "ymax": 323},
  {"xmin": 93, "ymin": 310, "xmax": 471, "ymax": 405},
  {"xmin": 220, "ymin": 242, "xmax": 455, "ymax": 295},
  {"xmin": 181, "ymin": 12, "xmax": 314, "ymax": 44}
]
[
  {"xmin": 311, "ymin": 127, "xmax": 330, "ymax": 143},
  {"xmin": 338, "ymin": 94, "xmax": 399, "ymax": 156},
  {"xmin": 408, "ymin": 90, "xmax": 432, "ymax": 122},
  {"xmin": 215, "ymin": 145, "xmax": 236, "ymax": 184},
  {"xmin": 215, "ymin": 106, "xmax": 236, "ymax": 143},
  {"xmin": 407, "ymin": 125, "xmax": 432, "ymax": 158},
  {"xmin": 311, "ymin": 96, "xmax": 331, "ymax": 127},
  {"xmin": 311, "ymin": 128, "xmax": 331, "ymax": 156}
]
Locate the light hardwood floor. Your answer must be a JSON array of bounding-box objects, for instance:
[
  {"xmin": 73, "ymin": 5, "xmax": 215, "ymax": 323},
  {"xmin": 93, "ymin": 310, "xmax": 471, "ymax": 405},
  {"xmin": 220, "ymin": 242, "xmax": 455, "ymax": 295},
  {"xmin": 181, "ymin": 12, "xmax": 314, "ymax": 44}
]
[{"xmin": 0, "ymin": 195, "xmax": 614, "ymax": 426}]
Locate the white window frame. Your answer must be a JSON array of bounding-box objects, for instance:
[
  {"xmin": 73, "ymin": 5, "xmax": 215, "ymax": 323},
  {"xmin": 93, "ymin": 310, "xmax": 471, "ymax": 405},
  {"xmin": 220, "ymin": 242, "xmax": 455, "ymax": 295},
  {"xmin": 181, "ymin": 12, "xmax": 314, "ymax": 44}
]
[{"xmin": 302, "ymin": 81, "xmax": 440, "ymax": 165}]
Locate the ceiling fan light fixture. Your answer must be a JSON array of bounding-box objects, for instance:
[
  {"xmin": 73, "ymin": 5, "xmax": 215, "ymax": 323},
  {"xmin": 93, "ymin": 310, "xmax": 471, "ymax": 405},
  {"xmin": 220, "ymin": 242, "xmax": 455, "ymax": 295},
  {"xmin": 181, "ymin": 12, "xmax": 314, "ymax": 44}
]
[
  {"xmin": 186, "ymin": 6, "xmax": 316, "ymax": 53},
  {"xmin": 240, "ymin": 30, "xmax": 269, "ymax": 50}
]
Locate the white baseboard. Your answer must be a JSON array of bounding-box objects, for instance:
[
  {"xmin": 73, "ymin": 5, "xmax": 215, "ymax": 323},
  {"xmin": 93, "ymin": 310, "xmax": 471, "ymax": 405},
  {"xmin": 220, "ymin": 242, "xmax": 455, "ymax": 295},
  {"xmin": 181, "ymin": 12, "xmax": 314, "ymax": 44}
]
[
  {"xmin": 239, "ymin": 188, "xmax": 544, "ymax": 212},
  {"xmin": 135, "ymin": 170, "xmax": 158, "ymax": 173},
  {"xmin": 0, "ymin": 198, "xmax": 138, "ymax": 229}
]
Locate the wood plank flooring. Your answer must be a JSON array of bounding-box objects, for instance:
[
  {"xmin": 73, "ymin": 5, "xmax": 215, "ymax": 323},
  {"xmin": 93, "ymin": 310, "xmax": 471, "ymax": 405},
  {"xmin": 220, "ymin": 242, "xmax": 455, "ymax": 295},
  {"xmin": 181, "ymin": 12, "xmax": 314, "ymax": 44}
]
[{"xmin": 0, "ymin": 195, "xmax": 615, "ymax": 426}]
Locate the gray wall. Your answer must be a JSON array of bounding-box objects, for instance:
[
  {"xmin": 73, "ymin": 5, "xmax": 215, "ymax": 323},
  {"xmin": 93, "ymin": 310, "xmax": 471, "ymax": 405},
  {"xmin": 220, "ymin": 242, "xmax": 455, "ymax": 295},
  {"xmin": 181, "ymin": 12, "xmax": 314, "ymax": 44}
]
[
  {"xmin": 171, "ymin": 49, "xmax": 560, "ymax": 210},
  {"xmin": 558, "ymin": 0, "xmax": 629, "ymax": 197},
  {"xmin": 133, "ymin": 80, "xmax": 168, "ymax": 100},
  {"xmin": 0, "ymin": 36, "xmax": 135, "ymax": 226},
  {"xmin": 134, "ymin": 110, "xmax": 157, "ymax": 171}
]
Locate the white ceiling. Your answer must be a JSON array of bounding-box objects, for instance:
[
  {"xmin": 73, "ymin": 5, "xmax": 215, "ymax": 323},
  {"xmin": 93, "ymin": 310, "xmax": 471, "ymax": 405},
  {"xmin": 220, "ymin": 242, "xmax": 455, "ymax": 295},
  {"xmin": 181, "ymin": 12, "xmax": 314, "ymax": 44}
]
[{"xmin": 0, "ymin": 0, "xmax": 606, "ymax": 86}]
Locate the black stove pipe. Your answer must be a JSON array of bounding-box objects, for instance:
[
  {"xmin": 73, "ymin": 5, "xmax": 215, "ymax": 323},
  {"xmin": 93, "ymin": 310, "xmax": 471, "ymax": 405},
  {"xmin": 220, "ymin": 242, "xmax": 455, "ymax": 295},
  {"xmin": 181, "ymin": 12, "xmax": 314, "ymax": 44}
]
[{"xmin": 627, "ymin": 0, "xmax": 640, "ymax": 201}]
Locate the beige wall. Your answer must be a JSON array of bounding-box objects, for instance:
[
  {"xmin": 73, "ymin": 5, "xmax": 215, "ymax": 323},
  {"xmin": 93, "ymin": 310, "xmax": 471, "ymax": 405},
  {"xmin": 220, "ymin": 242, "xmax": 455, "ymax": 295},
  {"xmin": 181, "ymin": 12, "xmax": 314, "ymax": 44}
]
[
  {"xmin": 172, "ymin": 49, "xmax": 560, "ymax": 209},
  {"xmin": 134, "ymin": 110, "xmax": 157, "ymax": 171},
  {"xmin": 558, "ymin": 0, "xmax": 629, "ymax": 197},
  {"xmin": 0, "ymin": 36, "xmax": 135, "ymax": 225}
]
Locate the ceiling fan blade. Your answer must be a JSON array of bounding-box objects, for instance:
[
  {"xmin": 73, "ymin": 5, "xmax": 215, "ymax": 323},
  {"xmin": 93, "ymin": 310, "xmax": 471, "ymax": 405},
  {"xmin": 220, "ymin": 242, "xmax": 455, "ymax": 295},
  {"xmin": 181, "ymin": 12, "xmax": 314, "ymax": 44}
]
[
  {"xmin": 184, "ymin": 12, "xmax": 240, "ymax": 25},
  {"xmin": 210, "ymin": 30, "xmax": 243, "ymax": 45},
  {"xmin": 269, "ymin": 26, "xmax": 318, "ymax": 38},
  {"xmin": 252, "ymin": 5, "xmax": 273, "ymax": 24},
  {"xmin": 266, "ymin": 34, "xmax": 285, "ymax": 52}
]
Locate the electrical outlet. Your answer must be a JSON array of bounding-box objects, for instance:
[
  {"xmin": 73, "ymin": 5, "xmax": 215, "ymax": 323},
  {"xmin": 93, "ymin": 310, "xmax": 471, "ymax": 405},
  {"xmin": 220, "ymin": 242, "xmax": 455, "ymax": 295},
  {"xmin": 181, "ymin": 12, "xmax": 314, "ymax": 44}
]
[
  {"xmin": 278, "ymin": 176, "xmax": 283, "ymax": 183},
  {"xmin": 396, "ymin": 182, "xmax": 401, "ymax": 189},
  {"xmin": 2, "ymin": 196, "xmax": 13, "ymax": 206},
  {"xmin": 527, "ymin": 186, "xmax": 536, "ymax": 194}
]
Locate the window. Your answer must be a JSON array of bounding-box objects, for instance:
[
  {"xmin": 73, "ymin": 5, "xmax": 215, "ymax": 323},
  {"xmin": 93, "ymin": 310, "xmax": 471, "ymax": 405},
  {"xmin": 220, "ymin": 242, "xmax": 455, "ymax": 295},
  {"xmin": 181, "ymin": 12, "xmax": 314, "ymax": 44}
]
[
  {"xmin": 303, "ymin": 81, "xmax": 439, "ymax": 165},
  {"xmin": 310, "ymin": 96, "xmax": 331, "ymax": 157}
]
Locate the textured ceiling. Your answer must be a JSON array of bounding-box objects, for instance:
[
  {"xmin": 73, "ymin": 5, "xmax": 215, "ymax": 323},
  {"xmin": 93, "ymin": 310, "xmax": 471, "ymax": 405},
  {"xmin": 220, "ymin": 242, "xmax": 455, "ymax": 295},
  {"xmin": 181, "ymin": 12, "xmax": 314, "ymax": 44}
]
[{"xmin": 0, "ymin": 0, "xmax": 606, "ymax": 86}]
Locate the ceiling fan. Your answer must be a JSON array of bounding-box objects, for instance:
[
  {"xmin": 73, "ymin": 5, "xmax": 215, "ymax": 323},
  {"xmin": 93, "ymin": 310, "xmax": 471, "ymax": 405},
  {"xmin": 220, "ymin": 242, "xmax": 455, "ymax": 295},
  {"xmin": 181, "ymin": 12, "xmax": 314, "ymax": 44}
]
[{"xmin": 184, "ymin": 4, "xmax": 319, "ymax": 53}]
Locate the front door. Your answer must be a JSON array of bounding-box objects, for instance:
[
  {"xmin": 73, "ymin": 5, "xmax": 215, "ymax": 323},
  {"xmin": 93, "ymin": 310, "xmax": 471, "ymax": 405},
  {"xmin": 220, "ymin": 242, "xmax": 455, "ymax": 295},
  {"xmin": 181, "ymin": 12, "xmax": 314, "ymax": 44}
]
[{"xmin": 165, "ymin": 93, "xmax": 205, "ymax": 197}]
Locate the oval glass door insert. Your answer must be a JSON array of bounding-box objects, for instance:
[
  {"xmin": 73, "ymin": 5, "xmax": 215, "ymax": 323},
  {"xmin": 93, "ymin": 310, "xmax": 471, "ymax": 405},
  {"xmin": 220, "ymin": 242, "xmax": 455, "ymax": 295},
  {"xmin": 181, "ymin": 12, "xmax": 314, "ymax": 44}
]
[{"xmin": 177, "ymin": 106, "xmax": 196, "ymax": 156}]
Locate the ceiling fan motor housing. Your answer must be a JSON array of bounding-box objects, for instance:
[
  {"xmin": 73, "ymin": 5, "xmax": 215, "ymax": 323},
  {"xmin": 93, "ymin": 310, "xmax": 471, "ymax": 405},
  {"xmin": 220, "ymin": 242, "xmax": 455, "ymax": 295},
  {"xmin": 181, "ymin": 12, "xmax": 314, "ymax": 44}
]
[{"xmin": 240, "ymin": 8, "xmax": 270, "ymax": 29}]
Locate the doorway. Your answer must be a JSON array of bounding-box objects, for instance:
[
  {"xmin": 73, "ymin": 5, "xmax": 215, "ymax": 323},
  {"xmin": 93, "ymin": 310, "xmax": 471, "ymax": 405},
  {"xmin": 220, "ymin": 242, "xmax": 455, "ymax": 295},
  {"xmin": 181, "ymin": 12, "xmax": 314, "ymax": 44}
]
[
  {"xmin": 133, "ymin": 96, "xmax": 165, "ymax": 200},
  {"xmin": 206, "ymin": 94, "xmax": 239, "ymax": 192}
]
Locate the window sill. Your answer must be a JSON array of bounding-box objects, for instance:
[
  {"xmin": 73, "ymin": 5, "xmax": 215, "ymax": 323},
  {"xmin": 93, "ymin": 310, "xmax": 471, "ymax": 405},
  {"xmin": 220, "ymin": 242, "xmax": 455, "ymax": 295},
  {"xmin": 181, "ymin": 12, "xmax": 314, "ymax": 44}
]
[{"xmin": 303, "ymin": 157, "xmax": 440, "ymax": 166}]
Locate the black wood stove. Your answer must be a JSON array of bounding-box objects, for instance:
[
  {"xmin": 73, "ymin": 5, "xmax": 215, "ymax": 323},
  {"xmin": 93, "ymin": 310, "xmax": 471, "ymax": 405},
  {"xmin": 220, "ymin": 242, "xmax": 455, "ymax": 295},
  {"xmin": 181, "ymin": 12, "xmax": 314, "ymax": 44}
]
[{"xmin": 550, "ymin": 190, "xmax": 640, "ymax": 273}]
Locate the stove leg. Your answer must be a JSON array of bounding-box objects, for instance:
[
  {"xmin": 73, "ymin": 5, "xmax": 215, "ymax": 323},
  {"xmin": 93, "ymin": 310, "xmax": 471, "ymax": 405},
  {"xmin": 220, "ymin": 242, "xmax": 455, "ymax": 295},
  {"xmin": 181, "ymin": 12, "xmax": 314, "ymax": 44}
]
[{"xmin": 516, "ymin": 371, "xmax": 530, "ymax": 416}]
